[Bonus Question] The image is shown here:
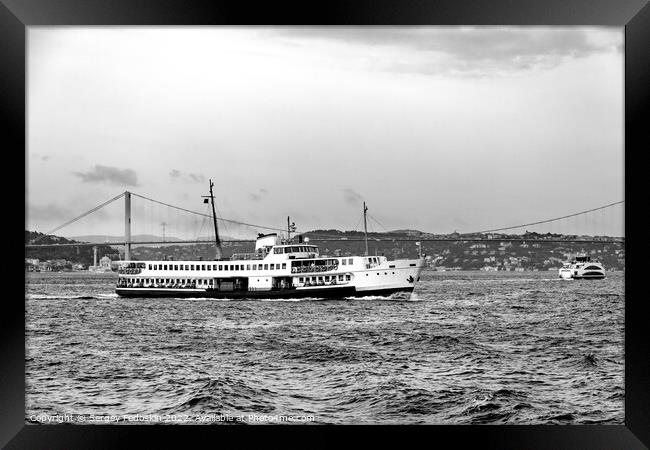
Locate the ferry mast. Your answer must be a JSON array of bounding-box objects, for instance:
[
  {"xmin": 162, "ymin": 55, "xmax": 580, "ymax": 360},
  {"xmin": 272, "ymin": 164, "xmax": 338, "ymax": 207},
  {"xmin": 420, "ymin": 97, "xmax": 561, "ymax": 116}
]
[
  {"xmin": 363, "ymin": 201, "xmax": 369, "ymax": 256},
  {"xmin": 202, "ymin": 179, "xmax": 222, "ymax": 260}
]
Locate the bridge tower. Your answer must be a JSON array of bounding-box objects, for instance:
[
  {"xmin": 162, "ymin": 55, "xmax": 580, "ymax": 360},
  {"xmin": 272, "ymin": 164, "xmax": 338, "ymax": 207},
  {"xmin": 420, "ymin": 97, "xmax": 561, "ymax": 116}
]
[{"xmin": 125, "ymin": 191, "xmax": 131, "ymax": 260}]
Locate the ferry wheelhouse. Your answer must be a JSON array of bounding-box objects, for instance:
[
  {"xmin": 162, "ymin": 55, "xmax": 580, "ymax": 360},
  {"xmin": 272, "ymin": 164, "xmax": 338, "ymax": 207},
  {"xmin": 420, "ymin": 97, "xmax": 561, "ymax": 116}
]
[
  {"xmin": 116, "ymin": 181, "xmax": 425, "ymax": 299},
  {"xmin": 558, "ymin": 254, "xmax": 606, "ymax": 280}
]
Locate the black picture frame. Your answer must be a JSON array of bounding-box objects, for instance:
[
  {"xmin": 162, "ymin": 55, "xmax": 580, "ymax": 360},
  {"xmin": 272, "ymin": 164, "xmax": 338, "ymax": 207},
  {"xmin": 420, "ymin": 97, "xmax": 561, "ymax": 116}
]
[{"xmin": 4, "ymin": 0, "xmax": 647, "ymax": 447}]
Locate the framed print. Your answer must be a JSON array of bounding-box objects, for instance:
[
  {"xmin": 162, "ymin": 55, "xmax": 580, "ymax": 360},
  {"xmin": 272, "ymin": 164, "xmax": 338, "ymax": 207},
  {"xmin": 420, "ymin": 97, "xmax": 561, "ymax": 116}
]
[{"xmin": 4, "ymin": 0, "xmax": 648, "ymax": 448}]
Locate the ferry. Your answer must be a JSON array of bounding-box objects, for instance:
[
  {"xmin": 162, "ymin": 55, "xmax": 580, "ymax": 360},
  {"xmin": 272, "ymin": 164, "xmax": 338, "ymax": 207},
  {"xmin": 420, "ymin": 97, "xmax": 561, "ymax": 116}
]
[
  {"xmin": 115, "ymin": 181, "xmax": 425, "ymax": 299},
  {"xmin": 558, "ymin": 254, "xmax": 606, "ymax": 280}
]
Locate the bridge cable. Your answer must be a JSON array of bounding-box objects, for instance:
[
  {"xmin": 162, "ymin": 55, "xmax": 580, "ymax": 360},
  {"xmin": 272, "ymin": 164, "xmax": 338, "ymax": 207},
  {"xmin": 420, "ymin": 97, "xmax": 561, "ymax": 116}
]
[
  {"xmin": 130, "ymin": 192, "xmax": 287, "ymax": 233},
  {"xmin": 31, "ymin": 192, "xmax": 126, "ymax": 243},
  {"xmin": 460, "ymin": 200, "xmax": 624, "ymax": 236}
]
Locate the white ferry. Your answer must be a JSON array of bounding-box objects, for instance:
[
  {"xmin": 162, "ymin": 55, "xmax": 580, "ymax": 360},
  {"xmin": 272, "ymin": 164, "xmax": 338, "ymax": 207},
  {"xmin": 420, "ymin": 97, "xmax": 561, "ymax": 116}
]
[
  {"xmin": 558, "ymin": 254, "xmax": 606, "ymax": 280},
  {"xmin": 116, "ymin": 181, "xmax": 425, "ymax": 299}
]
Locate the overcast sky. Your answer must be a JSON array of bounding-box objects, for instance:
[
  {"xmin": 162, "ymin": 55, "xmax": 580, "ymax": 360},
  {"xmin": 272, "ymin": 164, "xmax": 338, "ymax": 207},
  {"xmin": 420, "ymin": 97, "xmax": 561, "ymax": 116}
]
[{"xmin": 26, "ymin": 27, "xmax": 624, "ymax": 239}]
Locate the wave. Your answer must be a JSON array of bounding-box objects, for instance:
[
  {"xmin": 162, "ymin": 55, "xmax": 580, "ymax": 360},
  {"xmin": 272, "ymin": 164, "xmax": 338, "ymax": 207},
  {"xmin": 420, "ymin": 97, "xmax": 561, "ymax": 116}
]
[
  {"xmin": 260, "ymin": 297, "xmax": 330, "ymax": 302},
  {"xmin": 26, "ymin": 294, "xmax": 105, "ymax": 300},
  {"xmin": 161, "ymin": 376, "xmax": 277, "ymax": 415},
  {"xmin": 580, "ymin": 353, "xmax": 599, "ymax": 367},
  {"xmin": 347, "ymin": 294, "xmax": 412, "ymax": 301}
]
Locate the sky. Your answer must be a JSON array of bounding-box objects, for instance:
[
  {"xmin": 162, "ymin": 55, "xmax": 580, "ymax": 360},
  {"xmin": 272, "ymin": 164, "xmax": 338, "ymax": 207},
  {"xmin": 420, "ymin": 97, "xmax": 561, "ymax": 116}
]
[{"xmin": 26, "ymin": 26, "xmax": 624, "ymax": 239}]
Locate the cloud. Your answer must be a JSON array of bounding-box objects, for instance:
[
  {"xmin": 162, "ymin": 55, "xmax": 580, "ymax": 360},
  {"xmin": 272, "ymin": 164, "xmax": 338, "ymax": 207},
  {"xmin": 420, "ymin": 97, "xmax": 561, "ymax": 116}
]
[
  {"xmin": 30, "ymin": 153, "xmax": 51, "ymax": 161},
  {"xmin": 249, "ymin": 188, "xmax": 269, "ymax": 202},
  {"xmin": 73, "ymin": 165, "xmax": 138, "ymax": 186},
  {"xmin": 343, "ymin": 188, "xmax": 363, "ymax": 204},
  {"xmin": 169, "ymin": 170, "xmax": 205, "ymax": 183},
  {"xmin": 270, "ymin": 27, "xmax": 621, "ymax": 76}
]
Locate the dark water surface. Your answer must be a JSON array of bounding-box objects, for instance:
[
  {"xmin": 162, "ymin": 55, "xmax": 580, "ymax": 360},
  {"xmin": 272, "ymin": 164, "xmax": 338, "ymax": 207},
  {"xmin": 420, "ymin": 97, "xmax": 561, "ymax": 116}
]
[{"xmin": 26, "ymin": 270, "xmax": 624, "ymax": 424}]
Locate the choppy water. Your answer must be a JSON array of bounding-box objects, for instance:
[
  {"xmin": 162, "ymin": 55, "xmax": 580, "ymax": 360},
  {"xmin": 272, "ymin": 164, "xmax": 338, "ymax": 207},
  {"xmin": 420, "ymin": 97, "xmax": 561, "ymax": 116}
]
[{"xmin": 25, "ymin": 270, "xmax": 624, "ymax": 424}]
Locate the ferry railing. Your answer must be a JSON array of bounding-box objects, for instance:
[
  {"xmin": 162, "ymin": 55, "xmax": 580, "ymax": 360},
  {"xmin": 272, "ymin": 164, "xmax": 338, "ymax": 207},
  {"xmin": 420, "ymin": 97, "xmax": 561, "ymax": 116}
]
[
  {"xmin": 117, "ymin": 282, "xmax": 199, "ymax": 289},
  {"xmin": 231, "ymin": 253, "xmax": 264, "ymax": 260},
  {"xmin": 290, "ymin": 265, "xmax": 338, "ymax": 274},
  {"xmin": 300, "ymin": 279, "xmax": 347, "ymax": 287}
]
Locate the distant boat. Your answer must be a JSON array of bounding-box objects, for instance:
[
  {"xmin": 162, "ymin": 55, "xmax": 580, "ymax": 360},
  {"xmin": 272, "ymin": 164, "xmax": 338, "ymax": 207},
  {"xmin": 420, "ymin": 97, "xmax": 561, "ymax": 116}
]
[
  {"xmin": 115, "ymin": 181, "xmax": 425, "ymax": 299},
  {"xmin": 559, "ymin": 254, "xmax": 606, "ymax": 280}
]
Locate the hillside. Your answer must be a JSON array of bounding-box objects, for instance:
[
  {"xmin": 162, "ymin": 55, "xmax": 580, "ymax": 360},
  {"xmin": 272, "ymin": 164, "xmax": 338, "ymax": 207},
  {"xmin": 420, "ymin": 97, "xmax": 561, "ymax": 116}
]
[{"xmin": 25, "ymin": 231, "xmax": 120, "ymax": 267}]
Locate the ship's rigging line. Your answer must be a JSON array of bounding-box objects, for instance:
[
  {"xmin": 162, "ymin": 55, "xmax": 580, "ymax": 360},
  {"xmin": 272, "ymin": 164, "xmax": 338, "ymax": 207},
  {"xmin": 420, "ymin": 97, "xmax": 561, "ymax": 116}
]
[
  {"xmin": 195, "ymin": 205, "xmax": 208, "ymax": 242},
  {"xmin": 352, "ymin": 213, "xmax": 364, "ymax": 234},
  {"xmin": 368, "ymin": 213, "xmax": 389, "ymax": 234}
]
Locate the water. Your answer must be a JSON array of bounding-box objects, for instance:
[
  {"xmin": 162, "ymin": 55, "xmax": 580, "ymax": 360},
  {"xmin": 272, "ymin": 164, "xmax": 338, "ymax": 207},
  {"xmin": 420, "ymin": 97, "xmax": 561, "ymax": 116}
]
[{"xmin": 25, "ymin": 270, "xmax": 624, "ymax": 424}]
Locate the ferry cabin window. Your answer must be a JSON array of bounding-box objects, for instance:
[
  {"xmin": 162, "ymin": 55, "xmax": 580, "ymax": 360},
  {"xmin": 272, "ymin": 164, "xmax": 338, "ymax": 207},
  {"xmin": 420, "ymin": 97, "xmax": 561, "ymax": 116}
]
[
  {"xmin": 282, "ymin": 263, "xmax": 286, "ymax": 269},
  {"xmin": 299, "ymin": 277, "xmax": 304, "ymax": 282},
  {"xmin": 191, "ymin": 265, "xmax": 195, "ymax": 270},
  {"xmin": 348, "ymin": 258, "xmax": 353, "ymax": 264},
  {"xmin": 274, "ymin": 248, "xmax": 282, "ymax": 254},
  {"xmin": 346, "ymin": 275, "xmax": 351, "ymax": 281},
  {"xmin": 180, "ymin": 265, "xmax": 183, "ymax": 271},
  {"xmin": 271, "ymin": 264, "xmax": 275, "ymax": 270},
  {"xmin": 185, "ymin": 265, "xmax": 189, "ymax": 270},
  {"xmin": 247, "ymin": 264, "xmax": 251, "ymax": 270},
  {"xmin": 342, "ymin": 259, "xmax": 346, "ymax": 265},
  {"xmin": 253, "ymin": 264, "xmax": 257, "ymax": 270},
  {"xmin": 224, "ymin": 265, "xmax": 228, "ymax": 271},
  {"xmin": 230, "ymin": 265, "xmax": 234, "ymax": 270},
  {"xmin": 264, "ymin": 264, "xmax": 269, "ymax": 270},
  {"xmin": 207, "ymin": 265, "xmax": 211, "ymax": 271},
  {"xmin": 339, "ymin": 275, "xmax": 343, "ymax": 281},
  {"xmin": 148, "ymin": 264, "xmax": 152, "ymax": 270}
]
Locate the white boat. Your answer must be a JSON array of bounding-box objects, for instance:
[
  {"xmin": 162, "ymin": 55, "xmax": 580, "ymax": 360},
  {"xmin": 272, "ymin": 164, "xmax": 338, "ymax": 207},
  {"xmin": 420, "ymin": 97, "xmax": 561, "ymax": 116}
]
[
  {"xmin": 116, "ymin": 180, "xmax": 425, "ymax": 299},
  {"xmin": 558, "ymin": 254, "xmax": 606, "ymax": 280}
]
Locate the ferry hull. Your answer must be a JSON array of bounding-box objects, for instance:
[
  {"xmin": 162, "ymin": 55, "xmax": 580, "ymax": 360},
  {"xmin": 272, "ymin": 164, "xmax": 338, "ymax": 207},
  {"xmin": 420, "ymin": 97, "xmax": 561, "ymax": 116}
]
[
  {"xmin": 559, "ymin": 269, "xmax": 606, "ymax": 280},
  {"xmin": 573, "ymin": 273, "xmax": 606, "ymax": 280},
  {"xmin": 115, "ymin": 285, "xmax": 414, "ymax": 299}
]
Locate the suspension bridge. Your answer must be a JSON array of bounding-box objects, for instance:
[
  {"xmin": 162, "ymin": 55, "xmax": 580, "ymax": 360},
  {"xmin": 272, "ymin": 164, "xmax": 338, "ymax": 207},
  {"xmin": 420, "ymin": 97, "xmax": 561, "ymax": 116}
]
[{"xmin": 25, "ymin": 191, "xmax": 625, "ymax": 260}]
